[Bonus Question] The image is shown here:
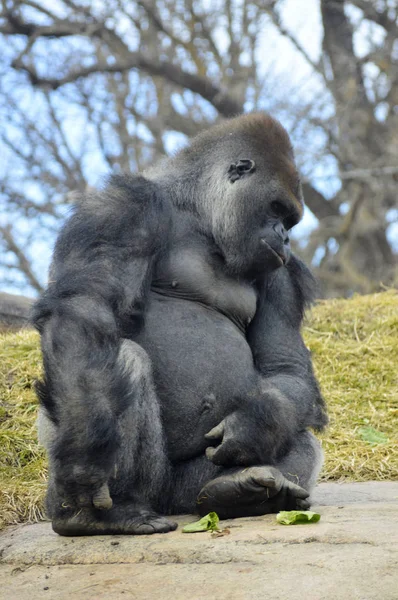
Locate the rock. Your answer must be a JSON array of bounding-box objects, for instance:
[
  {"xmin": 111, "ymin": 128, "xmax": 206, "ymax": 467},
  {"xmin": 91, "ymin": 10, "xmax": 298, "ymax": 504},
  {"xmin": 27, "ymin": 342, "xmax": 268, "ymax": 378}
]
[
  {"xmin": 0, "ymin": 292, "xmax": 34, "ymax": 331},
  {"xmin": 312, "ymin": 480, "xmax": 398, "ymax": 505},
  {"xmin": 1, "ymin": 482, "xmax": 397, "ymax": 600}
]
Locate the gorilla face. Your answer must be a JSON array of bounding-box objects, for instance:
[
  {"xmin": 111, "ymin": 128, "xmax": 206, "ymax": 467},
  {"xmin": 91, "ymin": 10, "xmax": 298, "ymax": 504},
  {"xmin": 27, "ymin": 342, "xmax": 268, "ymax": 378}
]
[
  {"xmin": 210, "ymin": 145, "xmax": 304, "ymax": 278},
  {"xmin": 167, "ymin": 112, "xmax": 304, "ymax": 279}
]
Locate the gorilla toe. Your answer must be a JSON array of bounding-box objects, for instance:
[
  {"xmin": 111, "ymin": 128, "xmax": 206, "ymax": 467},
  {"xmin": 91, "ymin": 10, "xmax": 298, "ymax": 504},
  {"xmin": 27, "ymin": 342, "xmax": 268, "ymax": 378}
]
[{"xmin": 52, "ymin": 504, "xmax": 178, "ymax": 536}]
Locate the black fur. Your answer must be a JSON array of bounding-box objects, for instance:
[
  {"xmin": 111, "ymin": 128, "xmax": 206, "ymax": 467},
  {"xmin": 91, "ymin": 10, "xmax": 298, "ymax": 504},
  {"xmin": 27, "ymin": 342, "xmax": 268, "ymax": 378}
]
[{"xmin": 34, "ymin": 113, "xmax": 327, "ymax": 535}]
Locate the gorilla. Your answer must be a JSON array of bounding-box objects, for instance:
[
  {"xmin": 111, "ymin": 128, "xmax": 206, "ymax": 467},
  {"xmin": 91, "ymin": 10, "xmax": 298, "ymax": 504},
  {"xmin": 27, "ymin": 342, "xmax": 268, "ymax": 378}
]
[{"xmin": 34, "ymin": 113, "xmax": 328, "ymax": 536}]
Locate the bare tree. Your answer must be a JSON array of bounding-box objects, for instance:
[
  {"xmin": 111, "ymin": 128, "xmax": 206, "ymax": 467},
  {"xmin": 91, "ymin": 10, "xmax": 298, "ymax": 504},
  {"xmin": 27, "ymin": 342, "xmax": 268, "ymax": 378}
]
[
  {"xmin": 0, "ymin": 0, "xmax": 397, "ymax": 296},
  {"xmin": 267, "ymin": 0, "xmax": 398, "ymax": 294}
]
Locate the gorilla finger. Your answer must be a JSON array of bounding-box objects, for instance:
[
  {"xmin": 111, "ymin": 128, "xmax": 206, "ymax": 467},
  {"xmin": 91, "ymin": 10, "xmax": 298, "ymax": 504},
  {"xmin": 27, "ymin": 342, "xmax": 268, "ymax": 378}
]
[
  {"xmin": 92, "ymin": 482, "xmax": 113, "ymax": 510},
  {"xmin": 250, "ymin": 474, "xmax": 276, "ymax": 489},
  {"xmin": 285, "ymin": 480, "xmax": 310, "ymax": 499},
  {"xmin": 205, "ymin": 421, "xmax": 225, "ymax": 440},
  {"xmin": 205, "ymin": 446, "xmax": 217, "ymax": 461},
  {"xmin": 206, "ymin": 443, "xmax": 235, "ymax": 466},
  {"xmin": 296, "ymin": 498, "xmax": 311, "ymax": 510}
]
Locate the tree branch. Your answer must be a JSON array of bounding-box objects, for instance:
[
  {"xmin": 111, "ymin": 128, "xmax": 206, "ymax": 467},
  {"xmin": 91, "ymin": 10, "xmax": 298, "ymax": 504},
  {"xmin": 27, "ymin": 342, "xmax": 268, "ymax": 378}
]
[
  {"xmin": 320, "ymin": 0, "xmax": 368, "ymax": 105},
  {"xmin": 350, "ymin": 0, "xmax": 398, "ymax": 34},
  {"xmin": 0, "ymin": 225, "xmax": 44, "ymax": 292},
  {"xmin": 15, "ymin": 55, "xmax": 244, "ymax": 117},
  {"xmin": 265, "ymin": 6, "xmax": 326, "ymax": 81},
  {"xmin": 0, "ymin": 13, "xmax": 102, "ymax": 38},
  {"xmin": 340, "ymin": 165, "xmax": 398, "ymax": 180},
  {"xmin": 301, "ymin": 182, "xmax": 340, "ymax": 220}
]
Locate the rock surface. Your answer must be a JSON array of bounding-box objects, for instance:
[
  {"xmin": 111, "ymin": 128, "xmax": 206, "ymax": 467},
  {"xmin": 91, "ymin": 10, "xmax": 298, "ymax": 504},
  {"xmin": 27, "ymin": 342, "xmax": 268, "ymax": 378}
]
[
  {"xmin": 1, "ymin": 482, "xmax": 397, "ymax": 600},
  {"xmin": 0, "ymin": 292, "xmax": 34, "ymax": 331}
]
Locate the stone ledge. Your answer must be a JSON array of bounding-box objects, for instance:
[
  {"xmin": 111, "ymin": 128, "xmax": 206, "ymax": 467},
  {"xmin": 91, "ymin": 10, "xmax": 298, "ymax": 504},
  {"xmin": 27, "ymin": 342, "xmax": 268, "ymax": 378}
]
[
  {"xmin": 1, "ymin": 500, "xmax": 397, "ymax": 567},
  {"xmin": 1, "ymin": 482, "xmax": 397, "ymax": 600}
]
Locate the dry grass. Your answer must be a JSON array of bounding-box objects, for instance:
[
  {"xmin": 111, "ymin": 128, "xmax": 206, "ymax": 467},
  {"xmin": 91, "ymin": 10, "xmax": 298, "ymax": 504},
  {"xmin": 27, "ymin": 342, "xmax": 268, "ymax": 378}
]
[
  {"xmin": 0, "ymin": 290, "xmax": 397, "ymax": 529},
  {"xmin": 0, "ymin": 328, "xmax": 46, "ymax": 529},
  {"xmin": 305, "ymin": 290, "xmax": 398, "ymax": 482}
]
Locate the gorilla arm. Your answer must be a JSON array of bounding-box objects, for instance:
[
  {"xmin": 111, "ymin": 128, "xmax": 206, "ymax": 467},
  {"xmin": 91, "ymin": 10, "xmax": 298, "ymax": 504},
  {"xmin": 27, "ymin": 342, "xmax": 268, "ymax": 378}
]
[
  {"xmin": 33, "ymin": 175, "xmax": 170, "ymax": 509},
  {"xmin": 205, "ymin": 256, "xmax": 328, "ymax": 467}
]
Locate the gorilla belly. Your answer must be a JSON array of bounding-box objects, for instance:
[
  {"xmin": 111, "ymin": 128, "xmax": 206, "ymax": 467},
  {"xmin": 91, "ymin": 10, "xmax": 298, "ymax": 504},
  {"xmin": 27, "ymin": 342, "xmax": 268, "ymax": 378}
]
[{"xmin": 136, "ymin": 294, "xmax": 256, "ymax": 461}]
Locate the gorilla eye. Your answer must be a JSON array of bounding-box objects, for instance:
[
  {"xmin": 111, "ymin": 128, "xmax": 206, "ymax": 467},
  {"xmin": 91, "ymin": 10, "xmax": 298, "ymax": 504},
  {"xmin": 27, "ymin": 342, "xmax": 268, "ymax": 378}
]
[{"xmin": 228, "ymin": 159, "xmax": 256, "ymax": 183}]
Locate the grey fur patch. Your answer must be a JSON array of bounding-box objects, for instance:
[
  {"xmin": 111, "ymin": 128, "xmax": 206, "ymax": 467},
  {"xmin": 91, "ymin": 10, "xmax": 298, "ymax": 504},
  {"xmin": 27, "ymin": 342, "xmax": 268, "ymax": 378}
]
[{"xmin": 37, "ymin": 407, "xmax": 57, "ymax": 450}]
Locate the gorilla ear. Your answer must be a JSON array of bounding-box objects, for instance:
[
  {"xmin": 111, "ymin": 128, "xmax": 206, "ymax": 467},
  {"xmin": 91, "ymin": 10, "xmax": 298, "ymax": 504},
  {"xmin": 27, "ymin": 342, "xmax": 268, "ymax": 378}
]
[{"xmin": 228, "ymin": 159, "xmax": 256, "ymax": 183}]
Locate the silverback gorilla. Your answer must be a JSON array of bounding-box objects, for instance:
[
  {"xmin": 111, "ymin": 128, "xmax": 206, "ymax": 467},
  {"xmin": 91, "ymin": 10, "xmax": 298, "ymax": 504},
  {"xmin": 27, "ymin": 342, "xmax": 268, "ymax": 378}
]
[{"xmin": 34, "ymin": 113, "xmax": 328, "ymax": 536}]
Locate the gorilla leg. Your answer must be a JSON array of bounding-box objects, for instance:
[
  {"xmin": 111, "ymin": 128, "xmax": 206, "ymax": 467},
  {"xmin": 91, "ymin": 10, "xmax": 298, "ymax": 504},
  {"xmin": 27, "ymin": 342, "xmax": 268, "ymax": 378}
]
[
  {"xmin": 164, "ymin": 456, "xmax": 222, "ymax": 515},
  {"xmin": 167, "ymin": 432, "xmax": 322, "ymax": 519},
  {"xmin": 40, "ymin": 340, "xmax": 177, "ymax": 536}
]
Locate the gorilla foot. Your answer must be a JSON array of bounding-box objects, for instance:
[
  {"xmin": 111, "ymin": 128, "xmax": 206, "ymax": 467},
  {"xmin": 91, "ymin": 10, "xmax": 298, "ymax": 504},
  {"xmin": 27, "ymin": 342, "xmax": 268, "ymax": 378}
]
[
  {"xmin": 52, "ymin": 504, "xmax": 178, "ymax": 536},
  {"xmin": 197, "ymin": 466, "xmax": 310, "ymax": 519}
]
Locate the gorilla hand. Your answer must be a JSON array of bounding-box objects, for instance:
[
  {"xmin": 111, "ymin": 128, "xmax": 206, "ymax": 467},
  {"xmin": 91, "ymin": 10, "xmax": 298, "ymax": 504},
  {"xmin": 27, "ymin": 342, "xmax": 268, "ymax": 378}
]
[
  {"xmin": 54, "ymin": 461, "xmax": 114, "ymax": 511},
  {"xmin": 205, "ymin": 409, "xmax": 277, "ymax": 466}
]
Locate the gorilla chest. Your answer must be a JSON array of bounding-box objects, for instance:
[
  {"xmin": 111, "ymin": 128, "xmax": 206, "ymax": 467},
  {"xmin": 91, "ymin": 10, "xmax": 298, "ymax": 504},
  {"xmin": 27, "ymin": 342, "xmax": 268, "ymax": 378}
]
[
  {"xmin": 151, "ymin": 247, "xmax": 258, "ymax": 330},
  {"xmin": 137, "ymin": 247, "xmax": 258, "ymax": 460}
]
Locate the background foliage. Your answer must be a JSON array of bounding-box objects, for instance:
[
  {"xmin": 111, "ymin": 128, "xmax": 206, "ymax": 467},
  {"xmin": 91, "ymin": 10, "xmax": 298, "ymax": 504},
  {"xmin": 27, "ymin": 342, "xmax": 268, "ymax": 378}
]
[{"xmin": 0, "ymin": 0, "xmax": 397, "ymax": 297}]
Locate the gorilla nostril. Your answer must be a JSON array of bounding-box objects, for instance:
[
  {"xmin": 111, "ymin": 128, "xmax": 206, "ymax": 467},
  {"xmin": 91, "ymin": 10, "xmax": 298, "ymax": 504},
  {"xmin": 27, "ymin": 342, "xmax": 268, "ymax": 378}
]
[{"xmin": 272, "ymin": 222, "xmax": 286, "ymax": 238}]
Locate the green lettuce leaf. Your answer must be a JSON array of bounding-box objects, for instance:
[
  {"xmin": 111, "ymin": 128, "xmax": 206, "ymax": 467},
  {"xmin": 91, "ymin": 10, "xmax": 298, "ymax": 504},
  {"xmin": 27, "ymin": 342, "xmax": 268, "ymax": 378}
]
[
  {"xmin": 276, "ymin": 510, "xmax": 321, "ymax": 525},
  {"xmin": 182, "ymin": 512, "xmax": 220, "ymax": 533}
]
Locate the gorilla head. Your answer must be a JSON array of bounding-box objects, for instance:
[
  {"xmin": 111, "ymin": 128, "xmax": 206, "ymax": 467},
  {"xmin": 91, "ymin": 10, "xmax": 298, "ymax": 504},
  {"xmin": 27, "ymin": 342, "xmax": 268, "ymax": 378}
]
[{"xmin": 166, "ymin": 113, "xmax": 304, "ymax": 277}]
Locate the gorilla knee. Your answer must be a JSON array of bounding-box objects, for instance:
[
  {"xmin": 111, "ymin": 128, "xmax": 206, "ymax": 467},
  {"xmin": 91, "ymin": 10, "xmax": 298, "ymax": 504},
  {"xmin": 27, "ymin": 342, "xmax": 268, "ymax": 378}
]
[
  {"xmin": 118, "ymin": 340, "xmax": 153, "ymax": 383},
  {"xmin": 306, "ymin": 433, "xmax": 324, "ymax": 491}
]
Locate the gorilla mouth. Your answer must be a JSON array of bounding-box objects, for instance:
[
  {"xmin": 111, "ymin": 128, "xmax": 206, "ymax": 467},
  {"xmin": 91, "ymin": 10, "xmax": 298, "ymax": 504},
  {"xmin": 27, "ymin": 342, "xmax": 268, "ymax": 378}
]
[{"xmin": 260, "ymin": 240, "xmax": 286, "ymax": 265}]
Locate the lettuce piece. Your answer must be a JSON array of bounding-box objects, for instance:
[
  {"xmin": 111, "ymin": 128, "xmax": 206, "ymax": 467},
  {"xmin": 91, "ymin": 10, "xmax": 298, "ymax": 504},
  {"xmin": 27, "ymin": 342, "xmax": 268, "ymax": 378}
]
[
  {"xmin": 182, "ymin": 512, "xmax": 220, "ymax": 533},
  {"xmin": 276, "ymin": 510, "xmax": 321, "ymax": 525}
]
